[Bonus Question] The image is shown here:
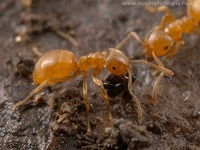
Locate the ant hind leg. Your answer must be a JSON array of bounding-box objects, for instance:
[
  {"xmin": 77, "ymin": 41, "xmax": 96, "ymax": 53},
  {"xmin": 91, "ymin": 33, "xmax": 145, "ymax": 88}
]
[{"xmin": 12, "ymin": 79, "xmax": 49, "ymax": 110}]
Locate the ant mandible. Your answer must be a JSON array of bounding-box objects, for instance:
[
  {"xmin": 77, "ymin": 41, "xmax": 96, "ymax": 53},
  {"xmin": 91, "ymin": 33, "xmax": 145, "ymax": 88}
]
[
  {"xmin": 12, "ymin": 49, "xmax": 173, "ymax": 132},
  {"xmin": 115, "ymin": 0, "xmax": 200, "ymax": 105}
]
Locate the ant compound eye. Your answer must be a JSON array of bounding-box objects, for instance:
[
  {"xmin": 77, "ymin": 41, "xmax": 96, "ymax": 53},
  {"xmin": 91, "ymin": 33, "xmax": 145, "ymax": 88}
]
[
  {"xmin": 112, "ymin": 66, "xmax": 116, "ymax": 70},
  {"xmin": 164, "ymin": 46, "xmax": 169, "ymax": 50}
]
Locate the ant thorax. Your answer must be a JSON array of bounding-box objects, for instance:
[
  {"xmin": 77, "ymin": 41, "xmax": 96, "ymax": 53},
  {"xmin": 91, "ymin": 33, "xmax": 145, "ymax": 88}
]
[{"xmin": 78, "ymin": 51, "xmax": 107, "ymax": 74}]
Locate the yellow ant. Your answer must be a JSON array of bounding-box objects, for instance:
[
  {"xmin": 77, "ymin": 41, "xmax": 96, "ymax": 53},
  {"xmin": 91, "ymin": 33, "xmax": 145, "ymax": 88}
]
[
  {"xmin": 12, "ymin": 49, "xmax": 173, "ymax": 132},
  {"xmin": 115, "ymin": 0, "xmax": 200, "ymax": 105}
]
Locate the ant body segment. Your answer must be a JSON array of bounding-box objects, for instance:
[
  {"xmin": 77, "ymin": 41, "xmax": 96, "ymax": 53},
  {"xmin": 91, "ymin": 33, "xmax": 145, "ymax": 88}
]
[
  {"xmin": 12, "ymin": 49, "xmax": 173, "ymax": 132},
  {"xmin": 115, "ymin": 0, "xmax": 200, "ymax": 105}
]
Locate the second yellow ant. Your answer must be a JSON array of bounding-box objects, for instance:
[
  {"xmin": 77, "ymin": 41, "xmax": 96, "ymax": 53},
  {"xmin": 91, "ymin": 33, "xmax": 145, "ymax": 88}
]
[
  {"xmin": 12, "ymin": 48, "xmax": 173, "ymax": 132},
  {"xmin": 116, "ymin": 0, "xmax": 200, "ymax": 105}
]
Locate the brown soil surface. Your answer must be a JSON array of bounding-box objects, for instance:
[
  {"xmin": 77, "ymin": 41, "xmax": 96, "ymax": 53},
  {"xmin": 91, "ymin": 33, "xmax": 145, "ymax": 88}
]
[{"xmin": 0, "ymin": 0, "xmax": 199, "ymax": 149}]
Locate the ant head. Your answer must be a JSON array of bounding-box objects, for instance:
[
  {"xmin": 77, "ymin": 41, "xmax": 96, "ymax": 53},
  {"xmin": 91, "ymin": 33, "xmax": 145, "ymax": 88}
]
[
  {"xmin": 104, "ymin": 48, "xmax": 129, "ymax": 76},
  {"xmin": 144, "ymin": 27, "xmax": 174, "ymax": 58},
  {"xmin": 187, "ymin": 0, "xmax": 200, "ymax": 22}
]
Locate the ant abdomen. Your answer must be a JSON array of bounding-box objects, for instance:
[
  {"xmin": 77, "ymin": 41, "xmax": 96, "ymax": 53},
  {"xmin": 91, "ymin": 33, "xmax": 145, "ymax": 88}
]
[{"xmin": 33, "ymin": 50, "xmax": 78, "ymax": 84}]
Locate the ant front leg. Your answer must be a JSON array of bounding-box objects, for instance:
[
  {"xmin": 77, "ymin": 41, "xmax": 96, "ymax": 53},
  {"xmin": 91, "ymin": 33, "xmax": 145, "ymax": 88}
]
[
  {"xmin": 152, "ymin": 72, "xmax": 164, "ymax": 106},
  {"xmin": 127, "ymin": 68, "xmax": 143, "ymax": 124},
  {"xmin": 92, "ymin": 76, "xmax": 112, "ymax": 120},
  {"xmin": 116, "ymin": 31, "xmax": 143, "ymax": 50},
  {"xmin": 151, "ymin": 52, "xmax": 169, "ymax": 105},
  {"xmin": 129, "ymin": 55, "xmax": 174, "ymax": 106},
  {"xmin": 129, "ymin": 59, "xmax": 174, "ymax": 76},
  {"xmin": 82, "ymin": 72, "xmax": 91, "ymax": 133}
]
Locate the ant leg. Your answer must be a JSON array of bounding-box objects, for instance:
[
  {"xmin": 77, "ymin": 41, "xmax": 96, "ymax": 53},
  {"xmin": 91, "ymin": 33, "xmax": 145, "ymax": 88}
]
[
  {"xmin": 151, "ymin": 51, "xmax": 172, "ymax": 76},
  {"xmin": 157, "ymin": 6, "xmax": 176, "ymax": 28},
  {"xmin": 152, "ymin": 52, "xmax": 167, "ymax": 105},
  {"xmin": 130, "ymin": 54, "xmax": 173, "ymax": 105},
  {"xmin": 82, "ymin": 73, "xmax": 91, "ymax": 133},
  {"xmin": 92, "ymin": 76, "xmax": 112, "ymax": 120},
  {"xmin": 150, "ymin": 49, "xmax": 167, "ymax": 76},
  {"xmin": 116, "ymin": 31, "xmax": 143, "ymax": 50},
  {"xmin": 145, "ymin": 6, "xmax": 175, "ymax": 16},
  {"xmin": 12, "ymin": 79, "xmax": 49, "ymax": 110},
  {"xmin": 152, "ymin": 51, "xmax": 164, "ymax": 67},
  {"xmin": 129, "ymin": 59, "xmax": 174, "ymax": 75},
  {"xmin": 127, "ymin": 68, "xmax": 143, "ymax": 124},
  {"xmin": 160, "ymin": 14, "xmax": 176, "ymax": 29},
  {"xmin": 152, "ymin": 72, "xmax": 164, "ymax": 106},
  {"xmin": 145, "ymin": 5, "xmax": 176, "ymax": 28}
]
